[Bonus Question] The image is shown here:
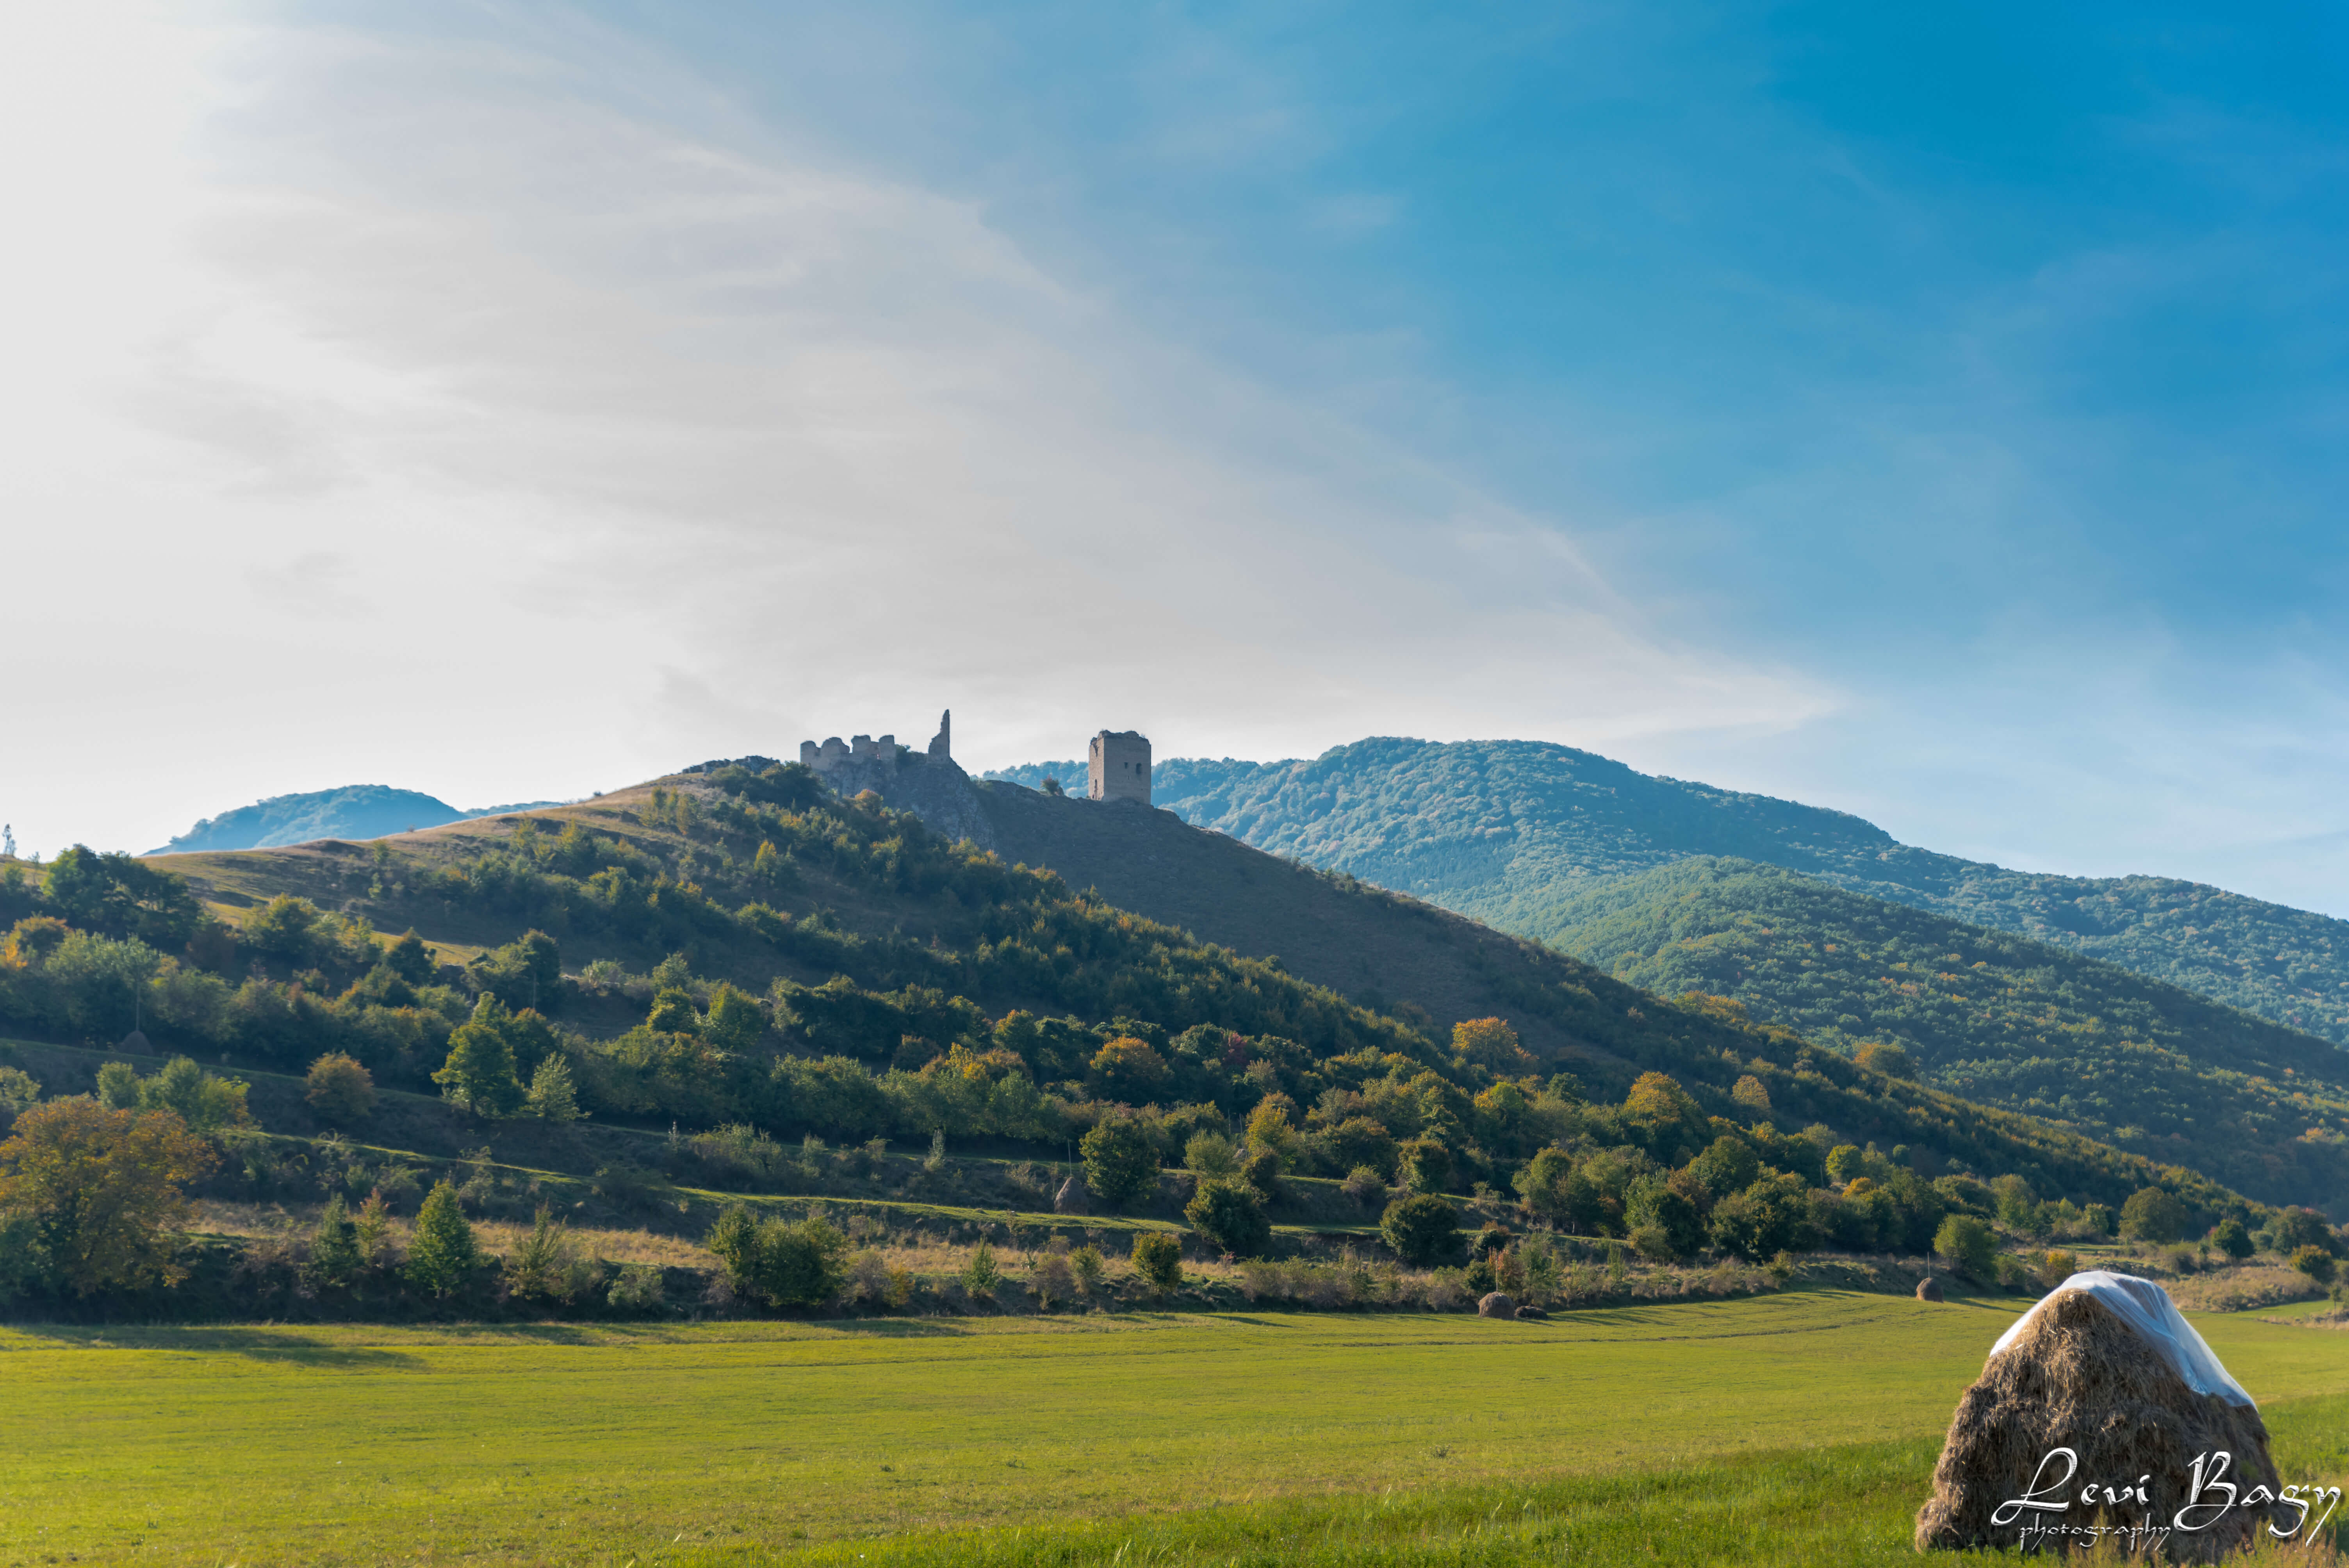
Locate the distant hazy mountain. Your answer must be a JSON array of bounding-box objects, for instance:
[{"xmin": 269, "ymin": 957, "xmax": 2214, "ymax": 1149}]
[
  {"xmin": 989, "ymin": 738, "xmax": 2349, "ymax": 1046},
  {"xmin": 151, "ymin": 785, "xmax": 561, "ymax": 854}
]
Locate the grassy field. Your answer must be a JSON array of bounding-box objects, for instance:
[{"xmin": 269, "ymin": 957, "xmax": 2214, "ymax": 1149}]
[{"xmin": 5, "ymin": 1291, "xmax": 2348, "ymax": 1565}]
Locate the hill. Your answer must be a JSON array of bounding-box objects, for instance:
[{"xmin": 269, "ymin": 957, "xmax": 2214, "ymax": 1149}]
[
  {"xmin": 150, "ymin": 785, "xmax": 563, "ymax": 854},
  {"xmin": 992, "ymin": 738, "xmax": 2349, "ymax": 1046},
  {"xmin": 0, "ymin": 763, "xmax": 2270, "ymax": 1231},
  {"xmin": 1529, "ymin": 856, "xmax": 2349, "ymax": 1213}
]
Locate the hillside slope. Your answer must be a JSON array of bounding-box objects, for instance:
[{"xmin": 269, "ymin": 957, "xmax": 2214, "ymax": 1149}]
[
  {"xmin": 151, "ymin": 785, "xmax": 561, "ymax": 854},
  {"xmin": 0, "ymin": 766, "xmax": 2261, "ymax": 1223},
  {"xmin": 994, "ymin": 739, "xmax": 2349, "ymax": 1046},
  {"xmin": 1531, "ymin": 857, "xmax": 2349, "ymax": 1214}
]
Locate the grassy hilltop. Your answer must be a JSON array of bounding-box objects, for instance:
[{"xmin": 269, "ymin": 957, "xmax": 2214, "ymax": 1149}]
[{"xmin": 991, "ymin": 738, "xmax": 2349, "ymax": 1047}]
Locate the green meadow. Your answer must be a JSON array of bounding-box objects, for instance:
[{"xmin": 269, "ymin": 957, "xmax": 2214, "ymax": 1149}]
[{"xmin": 5, "ymin": 1292, "xmax": 2347, "ymax": 1565}]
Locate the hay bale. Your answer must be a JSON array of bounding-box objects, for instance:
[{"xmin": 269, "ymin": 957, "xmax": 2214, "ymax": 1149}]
[
  {"xmin": 1916, "ymin": 1285, "xmax": 2287, "ymax": 1559},
  {"xmin": 1053, "ymin": 1177, "xmax": 1088, "ymax": 1216},
  {"xmin": 1916, "ymin": 1276, "xmax": 1944, "ymax": 1303},
  {"xmin": 1513, "ymin": 1304, "xmax": 1548, "ymax": 1321},
  {"xmin": 1477, "ymin": 1291, "xmax": 1516, "ymax": 1319}
]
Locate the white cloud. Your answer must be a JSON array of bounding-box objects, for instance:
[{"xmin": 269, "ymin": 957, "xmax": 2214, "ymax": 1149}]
[{"xmin": 0, "ymin": 2, "xmax": 1829, "ymax": 857}]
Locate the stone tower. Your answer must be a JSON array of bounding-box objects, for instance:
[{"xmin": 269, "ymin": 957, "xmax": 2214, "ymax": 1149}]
[{"xmin": 1088, "ymin": 730, "xmax": 1151, "ymax": 804}]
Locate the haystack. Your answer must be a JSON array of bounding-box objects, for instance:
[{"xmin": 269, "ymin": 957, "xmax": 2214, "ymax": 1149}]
[
  {"xmin": 1916, "ymin": 1272, "xmax": 2287, "ymax": 1560},
  {"xmin": 1916, "ymin": 1276, "xmax": 1944, "ymax": 1302},
  {"xmin": 1477, "ymin": 1291, "xmax": 1516, "ymax": 1319},
  {"xmin": 1053, "ymin": 1176, "xmax": 1088, "ymax": 1215}
]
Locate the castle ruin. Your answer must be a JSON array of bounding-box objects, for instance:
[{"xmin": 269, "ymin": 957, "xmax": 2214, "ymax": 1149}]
[{"xmin": 1088, "ymin": 730, "xmax": 1152, "ymax": 805}]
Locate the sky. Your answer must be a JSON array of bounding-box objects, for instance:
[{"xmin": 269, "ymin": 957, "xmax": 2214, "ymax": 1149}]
[{"xmin": 4, "ymin": 1, "xmax": 2345, "ymax": 914}]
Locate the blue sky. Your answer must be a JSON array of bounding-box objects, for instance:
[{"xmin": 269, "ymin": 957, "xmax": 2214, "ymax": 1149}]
[{"xmin": 5, "ymin": 2, "xmax": 2345, "ymax": 912}]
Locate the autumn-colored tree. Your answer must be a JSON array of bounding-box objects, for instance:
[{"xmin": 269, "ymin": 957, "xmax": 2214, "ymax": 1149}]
[
  {"xmin": 306, "ymin": 1053, "xmax": 377, "ymax": 1124},
  {"xmin": 1731, "ymin": 1074, "xmax": 1772, "ymax": 1112},
  {"xmin": 1452, "ymin": 1017, "xmax": 1533, "ymax": 1073},
  {"xmin": 1088, "ymin": 1036, "xmax": 1169, "ymax": 1102},
  {"xmin": 0, "ymin": 1099, "xmax": 216, "ymax": 1296}
]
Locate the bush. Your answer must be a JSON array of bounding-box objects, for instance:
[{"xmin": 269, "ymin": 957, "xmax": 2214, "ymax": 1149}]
[
  {"xmin": 2210, "ymin": 1217, "xmax": 2254, "ymax": 1260},
  {"xmin": 1994, "ymin": 1253, "xmax": 2035, "ymax": 1292},
  {"xmin": 1379, "ymin": 1193, "xmax": 1463, "ymax": 1268},
  {"xmin": 308, "ymin": 1193, "xmax": 361, "ymax": 1286},
  {"xmin": 2120, "ymin": 1187, "xmax": 2187, "ymax": 1244},
  {"xmin": 1080, "ymin": 1116, "xmax": 1159, "ymax": 1210},
  {"xmin": 1185, "ymin": 1178, "xmax": 1271, "ymax": 1259},
  {"xmin": 1183, "ymin": 1130, "xmax": 1240, "ymax": 1178},
  {"xmin": 1934, "ymin": 1214, "xmax": 1998, "ymax": 1282},
  {"xmin": 306, "ymin": 1054, "xmax": 376, "ymax": 1124},
  {"xmin": 2292, "ymin": 1246, "xmax": 2337, "ymax": 1284},
  {"xmin": 1131, "ymin": 1231, "xmax": 1183, "ymax": 1293},
  {"xmin": 405, "ymin": 1181, "xmax": 481, "ymax": 1297},
  {"xmin": 608, "ymin": 1263, "xmax": 665, "ymax": 1313},
  {"xmin": 963, "ymin": 1240, "xmax": 1002, "ymax": 1297},
  {"xmin": 1032, "ymin": 1248, "xmax": 1076, "ymax": 1309},
  {"xmin": 1341, "ymin": 1165, "xmax": 1386, "ymax": 1205},
  {"xmin": 706, "ymin": 1205, "xmax": 849, "ymax": 1306},
  {"xmin": 2263, "ymin": 1207, "xmax": 2338, "ymax": 1257}
]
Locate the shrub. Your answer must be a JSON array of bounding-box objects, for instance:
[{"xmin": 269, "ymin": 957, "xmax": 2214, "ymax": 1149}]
[
  {"xmin": 2210, "ymin": 1218, "xmax": 2255, "ymax": 1260},
  {"xmin": 308, "ymin": 1193, "xmax": 361, "ymax": 1286},
  {"xmin": 405, "ymin": 1181, "xmax": 481, "ymax": 1297},
  {"xmin": 1452, "ymin": 1018, "xmax": 1533, "ymax": 1073},
  {"xmin": 1070, "ymin": 1244, "xmax": 1105, "ymax": 1296},
  {"xmin": 2120, "ymin": 1187, "xmax": 2188, "ymax": 1243},
  {"xmin": 0, "ymin": 1099, "xmax": 217, "ymax": 1296},
  {"xmin": 1341, "ymin": 1165, "xmax": 1386, "ymax": 1205},
  {"xmin": 306, "ymin": 1054, "xmax": 376, "ymax": 1124},
  {"xmin": 1379, "ymin": 1193, "xmax": 1463, "ymax": 1268},
  {"xmin": 608, "ymin": 1263, "xmax": 665, "ymax": 1313},
  {"xmin": 1934, "ymin": 1214, "xmax": 1998, "ymax": 1282},
  {"xmin": 1629, "ymin": 1224, "xmax": 1677, "ymax": 1263},
  {"xmin": 1994, "ymin": 1253, "xmax": 2035, "ymax": 1292},
  {"xmin": 1625, "ymin": 1175, "xmax": 1703, "ymax": 1260},
  {"xmin": 507, "ymin": 1206, "xmax": 584, "ymax": 1302},
  {"xmin": 524, "ymin": 1055, "xmax": 583, "ymax": 1121},
  {"xmin": 1185, "ymin": 1178, "xmax": 1271, "ymax": 1259},
  {"xmin": 707, "ymin": 1205, "xmax": 849, "ymax": 1306},
  {"xmin": 1239, "ymin": 1147, "xmax": 1282, "ymax": 1200},
  {"xmin": 1080, "ymin": 1116, "xmax": 1158, "ymax": 1210},
  {"xmin": 1032, "ymin": 1249, "xmax": 1076, "ymax": 1309},
  {"xmin": 964, "ymin": 1240, "xmax": 1002, "ymax": 1297},
  {"xmin": 1131, "ymin": 1231, "xmax": 1183, "ymax": 1293},
  {"xmin": 1709, "ymin": 1175, "xmax": 1810, "ymax": 1261},
  {"xmin": 2037, "ymin": 1249, "xmax": 2079, "ymax": 1290},
  {"xmin": 1396, "ymin": 1138, "xmax": 1452, "ymax": 1195},
  {"xmin": 2263, "ymin": 1207, "xmax": 2338, "ymax": 1256},
  {"xmin": 2293, "ymin": 1246, "xmax": 2337, "ymax": 1284}
]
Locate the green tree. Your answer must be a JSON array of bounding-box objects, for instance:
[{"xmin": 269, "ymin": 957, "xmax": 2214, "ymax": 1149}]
[
  {"xmin": 308, "ymin": 1193, "xmax": 361, "ymax": 1286},
  {"xmin": 1080, "ymin": 1115, "xmax": 1159, "ymax": 1210},
  {"xmin": 1130, "ymin": 1231, "xmax": 1183, "ymax": 1293},
  {"xmin": 404, "ymin": 1180, "xmax": 480, "ymax": 1297},
  {"xmin": 2119, "ymin": 1188, "xmax": 2188, "ymax": 1244},
  {"xmin": 1379, "ymin": 1192, "xmax": 1463, "ymax": 1267},
  {"xmin": 383, "ymin": 929, "xmax": 437, "ymax": 984},
  {"xmin": 706, "ymin": 1205, "xmax": 848, "ymax": 1306},
  {"xmin": 1625, "ymin": 1175, "xmax": 1703, "ymax": 1260},
  {"xmin": 1183, "ymin": 1130, "xmax": 1240, "ymax": 1178},
  {"xmin": 139, "ymin": 1056, "xmax": 250, "ymax": 1135},
  {"xmin": 242, "ymin": 895, "xmax": 321, "ymax": 964},
  {"xmin": 39, "ymin": 846, "xmax": 201, "ymax": 946},
  {"xmin": 646, "ymin": 988, "xmax": 700, "ymax": 1035},
  {"xmin": 42, "ymin": 931, "xmax": 164, "ymax": 1036},
  {"xmin": 1934, "ymin": 1214, "xmax": 1998, "ymax": 1282},
  {"xmin": 962, "ymin": 1240, "xmax": 1001, "ymax": 1296},
  {"xmin": 2210, "ymin": 1217, "xmax": 2254, "ymax": 1261},
  {"xmin": 702, "ymin": 984, "xmax": 766, "ymax": 1051},
  {"xmin": 0, "ymin": 1099, "xmax": 217, "ymax": 1296},
  {"xmin": 469, "ymin": 930, "xmax": 561, "ymax": 1012},
  {"xmin": 524, "ymin": 1055, "xmax": 583, "ymax": 1121},
  {"xmin": 436, "ymin": 996, "xmax": 525, "ymax": 1117},
  {"xmin": 1185, "ymin": 1178, "xmax": 1271, "ymax": 1258},
  {"xmin": 1396, "ymin": 1137, "xmax": 1453, "ymax": 1195},
  {"xmin": 508, "ymin": 1206, "xmax": 577, "ymax": 1301},
  {"xmin": 1709, "ymin": 1174, "xmax": 1811, "ymax": 1260},
  {"xmin": 2291, "ymin": 1245, "xmax": 2336, "ymax": 1284},
  {"xmin": 305, "ymin": 1053, "xmax": 376, "ymax": 1124}
]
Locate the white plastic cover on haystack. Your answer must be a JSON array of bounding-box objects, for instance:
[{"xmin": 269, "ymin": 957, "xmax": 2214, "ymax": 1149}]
[{"xmin": 1990, "ymin": 1270, "xmax": 2255, "ymax": 1407}]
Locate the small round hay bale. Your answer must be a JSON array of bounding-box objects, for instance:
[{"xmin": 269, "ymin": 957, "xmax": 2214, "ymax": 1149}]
[
  {"xmin": 1916, "ymin": 1276, "xmax": 1944, "ymax": 1303},
  {"xmin": 1477, "ymin": 1291, "xmax": 1516, "ymax": 1319},
  {"xmin": 1513, "ymin": 1304, "xmax": 1548, "ymax": 1321},
  {"xmin": 1916, "ymin": 1286, "xmax": 2286, "ymax": 1558}
]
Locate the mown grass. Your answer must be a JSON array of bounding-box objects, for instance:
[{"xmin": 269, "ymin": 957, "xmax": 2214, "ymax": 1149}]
[{"xmin": 2, "ymin": 1292, "xmax": 2345, "ymax": 1565}]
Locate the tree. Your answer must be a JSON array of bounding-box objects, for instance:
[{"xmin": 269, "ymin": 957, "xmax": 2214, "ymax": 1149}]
[
  {"xmin": 309, "ymin": 1193, "xmax": 361, "ymax": 1286},
  {"xmin": 524, "ymin": 1055, "xmax": 583, "ymax": 1122},
  {"xmin": 469, "ymin": 930, "xmax": 561, "ymax": 1012},
  {"xmin": 39, "ymin": 846, "xmax": 201, "ymax": 947},
  {"xmin": 306, "ymin": 1054, "xmax": 376, "ymax": 1124},
  {"xmin": 2120, "ymin": 1188, "xmax": 2188, "ymax": 1244},
  {"xmin": 1185, "ymin": 1178, "xmax": 1271, "ymax": 1258},
  {"xmin": 2209, "ymin": 1217, "xmax": 2254, "ymax": 1261},
  {"xmin": 1854, "ymin": 1041, "xmax": 1913, "ymax": 1078},
  {"xmin": 2291, "ymin": 1246, "xmax": 2336, "ymax": 1285},
  {"xmin": 1625, "ymin": 1175, "xmax": 1703, "ymax": 1260},
  {"xmin": 1452, "ymin": 1017, "xmax": 1533, "ymax": 1073},
  {"xmin": 508, "ymin": 1206, "xmax": 579, "ymax": 1301},
  {"xmin": 404, "ymin": 1180, "xmax": 480, "ymax": 1296},
  {"xmin": 1326, "ymin": 1117, "xmax": 1397, "ymax": 1179},
  {"xmin": 751, "ymin": 841, "xmax": 784, "ymax": 881},
  {"xmin": 0, "ymin": 1099, "xmax": 216, "ymax": 1296},
  {"xmin": 1709, "ymin": 1174, "xmax": 1811, "ymax": 1260},
  {"xmin": 1130, "ymin": 1231, "xmax": 1183, "ymax": 1293},
  {"xmin": 242, "ymin": 894, "xmax": 321, "ymax": 964},
  {"xmin": 1934, "ymin": 1214, "xmax": 1998, "ymax": 1283},
  {"xmin": 1080, "ymin": 1115, "xmax": 1158, "ymax": 1210},
  {"xmin": 1731, "ymin": 1074, "xmax": 1772, "ymax": 1112},
  {"xmin": 702, "ymin": 985, "xmax": 766, "ymax": 1051},
  {"xmin": 436, "ymin": 996, "xmax": 524, "ymax": 1117},
  {"xmin": 1183, "ymin": 1130, "xmax": 1240, "ymax": 1178},
  {"xmin": 646, "ymin": 989, "xmax": 700, "ymax": 1036},
  {"xmin": 1397, "ymin": 1137, "xmax": 1453, "ymax": 1195},
  {"xmin": 2262, "ymin": 1207, "xmax": 2337, "ymax": 1256},
  {"xmin": 1089, "ymin": 1037, "xmax": 1169, "ymax": 1103},
  {"xmin": 1380, "ymin": 1193, "xmax": 1463, "ymax": 1268},
  {"xmin": 383, "ymin": 929, "xmax": 437, "ymax": 984}
]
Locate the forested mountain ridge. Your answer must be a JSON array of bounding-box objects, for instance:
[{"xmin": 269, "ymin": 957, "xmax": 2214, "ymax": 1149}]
[
  {"xmin": 1532, "ymin": 857, "xmax": 2349, "ymax": 1216},
  {"xmin": 0, "ymin": 764, "xmax": 2267, "ymax": 1227},
  {"xmin": 991, "ymin": 738, "xmax": 2349, "ymax": 1046}
]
